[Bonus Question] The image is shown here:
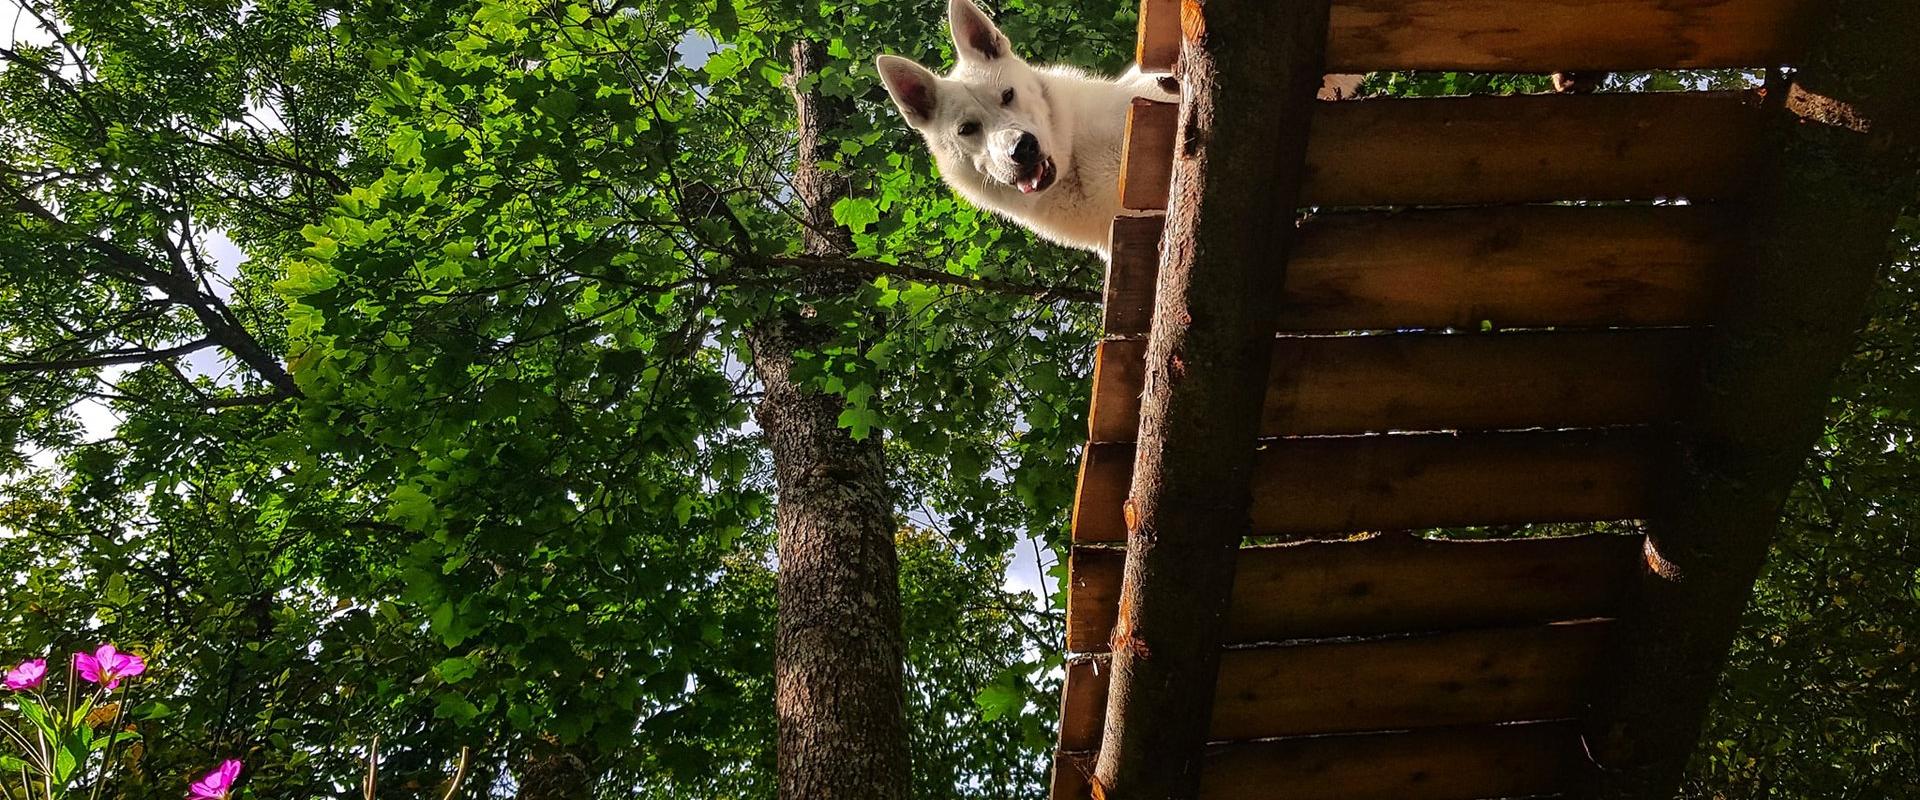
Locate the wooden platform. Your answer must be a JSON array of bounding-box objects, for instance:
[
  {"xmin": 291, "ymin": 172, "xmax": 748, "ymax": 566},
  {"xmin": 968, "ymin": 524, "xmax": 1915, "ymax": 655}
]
[{"xmin": 1048, "ymin": 0, "xmax": 1847, "ymax": 797}]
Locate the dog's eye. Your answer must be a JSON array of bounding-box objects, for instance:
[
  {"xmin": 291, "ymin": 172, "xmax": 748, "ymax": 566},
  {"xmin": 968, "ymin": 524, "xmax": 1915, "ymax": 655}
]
[
  {"xmin": 1001, "ymin": 88, "xmax": 1015, "ymax": 106},
  {"xmin": 957, "ymin": 121, "xmax": 980, "ymax": 136}
]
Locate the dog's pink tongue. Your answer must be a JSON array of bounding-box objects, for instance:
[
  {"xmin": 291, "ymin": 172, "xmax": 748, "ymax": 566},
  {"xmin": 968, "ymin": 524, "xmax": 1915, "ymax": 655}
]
[{"xmin": 1017, "ymin": 177, "xmax": 1039, "ymax": 194}]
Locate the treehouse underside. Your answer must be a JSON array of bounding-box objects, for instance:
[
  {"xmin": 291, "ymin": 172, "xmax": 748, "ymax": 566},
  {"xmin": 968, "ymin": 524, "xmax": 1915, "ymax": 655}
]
[{"xmin": 1050, "ymin": 1, "xmax": 1911, "ymax": 798}]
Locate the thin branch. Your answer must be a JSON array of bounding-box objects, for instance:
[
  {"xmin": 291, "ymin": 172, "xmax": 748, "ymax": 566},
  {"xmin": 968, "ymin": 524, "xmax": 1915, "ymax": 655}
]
[
  {"xmin": 0, "ymin": 338, "xmax": 216, "ymax": 374},
  {"xmin": 760, "ymin": 255, "xmax": 1101, "ymax": 304}
]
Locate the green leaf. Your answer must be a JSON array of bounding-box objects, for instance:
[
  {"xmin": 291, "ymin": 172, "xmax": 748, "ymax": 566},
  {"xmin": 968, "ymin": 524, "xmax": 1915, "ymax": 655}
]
[
  {"xmin": 537, "ymin": 89, "xmax": 579, "ymax": 120},
  {"xmin": 433, "ymin": 693, "xmax": 482, "ymax": 724},
  {"xmin": 831, "ymin": 197, "xmax": 880, "ymax": 233},
  {"xmin": 437, "ymin": 656, "xmax": 479, "ymax": 684},
  {"xmin": 974, "ymin": 682, "xmax": 1022, "ymax": 722}
]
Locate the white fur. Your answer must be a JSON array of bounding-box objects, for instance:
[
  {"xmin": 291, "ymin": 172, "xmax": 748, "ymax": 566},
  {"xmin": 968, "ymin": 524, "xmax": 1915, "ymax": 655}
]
[{"xmin": 876, "ymin": 0, "xmax": 1177, "ymax": 259}]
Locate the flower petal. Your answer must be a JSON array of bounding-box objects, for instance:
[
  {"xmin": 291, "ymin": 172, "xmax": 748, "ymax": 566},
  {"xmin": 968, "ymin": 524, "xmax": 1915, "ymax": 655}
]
[{"xmin": 74, "ymin": 653, "xmax": 104, "ymax": 684}]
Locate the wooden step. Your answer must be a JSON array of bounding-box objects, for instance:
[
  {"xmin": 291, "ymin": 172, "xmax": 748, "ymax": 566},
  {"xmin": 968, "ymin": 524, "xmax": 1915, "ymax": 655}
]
[
  {"xmin": 1067, "ymin": 533, "xmax": 1641, "ymax": 652},
  {"xmin": 1326, "ymin": 0, "xmax": 1815, "ymax": 73},
  {"xmin": 1061, "ymin": 621, "xmax": 1610, "ymax": 748},
  {"xmin": 1135, "ymin": 0, "xmax": 1814, "ymax": 73},
  {"xmin": 1090, "ymin": 329, "xmax": 1703, "ymax": 442},
  {"xmin": 1305, "ymin": 91, "xmax": 1764, "ymax": 207},
  {"xmin": 1103, "ymin": 205, "xmax": 1741, "ymax": 336},
  {"xmin": 1113, "ymin": 92, "xmax": 1765, "ymax": 209},
  {"xmin": 1073, "ymin": 429, "xmax": 1660, "ymax": 543},
  {"xmin": 1055, "ymin": 721, "xmax": 1588, "ymax": 800},
  {"xmin": 1202, "ymin": 720, "xmax": 1588, "ymax": 800}
]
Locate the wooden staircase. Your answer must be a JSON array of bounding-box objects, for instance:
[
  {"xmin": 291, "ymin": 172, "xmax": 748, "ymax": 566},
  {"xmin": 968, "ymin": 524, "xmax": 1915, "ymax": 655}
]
[{"xmin": 1047, "ymin": 0, "xmax": 1916, "ymax": 797}]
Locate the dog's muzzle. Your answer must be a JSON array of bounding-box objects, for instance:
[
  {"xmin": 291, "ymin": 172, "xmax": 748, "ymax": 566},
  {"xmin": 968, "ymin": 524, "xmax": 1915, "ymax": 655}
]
[{"xmin": 1014, "ymin": 158, "xmax": 1057, "ymax": 194}]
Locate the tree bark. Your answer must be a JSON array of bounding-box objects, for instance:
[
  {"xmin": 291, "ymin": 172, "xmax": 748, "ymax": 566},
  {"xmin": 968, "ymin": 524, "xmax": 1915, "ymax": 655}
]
[
  {"xmin": 1582, "ymin": 3, "xmax": 1920, "ymax": 797},
  {"xmin": 745, "ymin": 39, "xmax": 912, "ymax": 800},
  {"xmin": 1089, "ymin": 0, "xmax": 1331, "ymax": 797}
]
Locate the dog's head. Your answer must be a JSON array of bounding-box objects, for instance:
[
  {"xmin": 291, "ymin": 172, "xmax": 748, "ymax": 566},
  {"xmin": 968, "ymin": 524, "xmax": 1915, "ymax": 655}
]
[{"xmin": 875, "ymin": 0, "xmax": 1065, "ymax": 199}]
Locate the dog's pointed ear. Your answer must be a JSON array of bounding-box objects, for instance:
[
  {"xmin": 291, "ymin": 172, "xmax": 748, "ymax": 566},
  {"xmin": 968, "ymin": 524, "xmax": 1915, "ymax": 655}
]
[
  {"xmin": 948, "ymin": 0, "xmax": 1009, "ymax": 62},
  {"xmin": 876, "ymin": 55, "xmax": 939, "ymax": 124}
]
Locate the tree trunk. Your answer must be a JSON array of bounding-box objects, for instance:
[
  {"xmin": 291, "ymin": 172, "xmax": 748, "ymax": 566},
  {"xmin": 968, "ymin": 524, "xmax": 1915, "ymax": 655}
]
[
  {"xmin": 745, "ymin": 39, "xmax": 913, "ymax": 800},
  {"xmin": 1582, "ymin": 2, "xmax": 1920, "ymax": 797},
  {"xmin": 1089, "ymin": 0, "xmax": 1331, "ymax": 797}
]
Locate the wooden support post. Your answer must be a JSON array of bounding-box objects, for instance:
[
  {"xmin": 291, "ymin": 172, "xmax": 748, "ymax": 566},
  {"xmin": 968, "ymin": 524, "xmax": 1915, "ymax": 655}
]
[
  {"xmin": 1087, "ymin": 0, "xmax": 1331, "ymax": 797},
  {"xmin": 1582, "ymin": 3, "xmax": 1920, "ymax": 798}
]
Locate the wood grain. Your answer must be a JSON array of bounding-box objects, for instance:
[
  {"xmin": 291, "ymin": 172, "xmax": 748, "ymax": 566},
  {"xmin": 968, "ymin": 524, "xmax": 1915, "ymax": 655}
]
[
  {"xmin": 1102, "ymin": 216, "xmax": 1163, "ymax": 337},
  {"xmin": 1090, "ymin": 329, "xmax": 1705, "ymax": 441},
  {"xmin": 1060, "ymin": 622, "xmax": 1610, "ymax": 745},
  {"xmin": 1067, "ymin": 533, "xmax": 1641, "ymax": 651},
  {"xmin": 1119, "ymin": 99, "xmax": 1178, "ymax": 211},
  {"xmin": 1303, "ymin": 91, "xmax": 1765, "ymax": 207},
  {"xmin": 1325, "ymin": 0, "xmax": 1817, "ymax": 72},
  {"xmin": 1059, "ymin": 655, "xmax": 1112, "ymax": 751},
  {"xmin": 1209, "ymin": 621, "xmax": 1612, "ymax": 738},
  {"xmin": 1073, "ymin": 429, "xmax": 1661, "ymax": 542},
  {"xmin": 1103, "ymin": 205, "xmax": 1741, "ymax": 336},
  {"xmin": 1135, "ymin": 0, "xmax": 1180, "ymax": 71},
  {"xmin": 1198, "ymin": 721, "xmax": 1589, "ymax": 800}
]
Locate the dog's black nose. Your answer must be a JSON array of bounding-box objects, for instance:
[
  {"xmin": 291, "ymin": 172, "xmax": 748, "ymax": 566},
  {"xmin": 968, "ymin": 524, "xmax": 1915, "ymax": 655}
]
[{"xmin": 1010, "ymin": 132, "xmax": 1040, "ymax": 166}]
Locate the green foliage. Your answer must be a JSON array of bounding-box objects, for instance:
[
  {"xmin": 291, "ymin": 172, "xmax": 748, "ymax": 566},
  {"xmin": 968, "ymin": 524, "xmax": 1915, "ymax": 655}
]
[{"xmin": 3, "ymin": 0, "xmax": 1108, "ymax": 795}]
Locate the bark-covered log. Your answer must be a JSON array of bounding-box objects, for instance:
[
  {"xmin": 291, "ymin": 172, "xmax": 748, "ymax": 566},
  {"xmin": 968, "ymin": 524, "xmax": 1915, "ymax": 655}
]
[
  {"xmin": 745, "ymin": 39, "xmax": 911, "ymax": 800},
  {"xmin": 1582, "ymin": 3, "xmax": 1920, "ymax": 797},
  {"xmin": 1087, "ymin": 0, "xmax": 1331, "ymax": 796}
]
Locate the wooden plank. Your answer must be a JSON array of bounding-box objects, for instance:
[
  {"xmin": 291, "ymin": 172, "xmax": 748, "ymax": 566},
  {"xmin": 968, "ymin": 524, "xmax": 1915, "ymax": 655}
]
[
  {"xmin": 1325, "ymin": 0, "xmax": 1817, "ymax": 73},
  {"xmin": 1135, "ymin": 0, "xmax": 1179, "ymax": 71},
  {"xmin": 1210, "ymin": 621, "xmax": 1612, "ymax": 739},
  {"xmin": 1068, "ymin": 533, "xmax": 1641, "ymax": 652},
  {"xmin": 1198, "ymin": 722, "xmax": 1588, "ymax": 800},
  {"xmin": 1073, "ymin": 429, "xmax": 1659, "ymax": 542},
  {"xmin": 1060, "ymin": 622, "xmax": 1610, "ymax": 743},
  {"xmin": 1103, "ymin": 205, "xmax": 1742, "ymax": 336},
  {"xmin": 1303, "ymin": 91, "xmax": 1765, "ymax": 207},
  {"xmin": 1102, "ymin": 216, "xmax": 1162, "ymax": 336},
  {"xmin": 1118, "ymin": 99, "xmax": 1177, "ymax": 211},
  {"xmin": 1066, "ymin": 546, "xmax": 1127, "ymax": 652},
  {"xmin": 1283, "ymin": 204, "xmax": 1739, "ymax": 332},
  {"xmin": 1059, "ymin": 656, "xmax": 1111, "ymax": 751},
  {"xmin": 1090, "ymin": 329, "xmax": 1705, "ymax": 441},
  {"xmin": 1050, "ymin": 752, "xmax": 1094, "ymax": 800}
]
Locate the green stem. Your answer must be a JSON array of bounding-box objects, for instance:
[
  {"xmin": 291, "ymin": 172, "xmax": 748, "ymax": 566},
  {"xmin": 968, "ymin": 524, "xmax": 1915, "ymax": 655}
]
[
  {"xmin": 0, "ymin": 718, "xmax": 41, "ymax": 769},
  {"xmin": 84, "ymin": 683, "xmax": 130, "ymax": 800}
]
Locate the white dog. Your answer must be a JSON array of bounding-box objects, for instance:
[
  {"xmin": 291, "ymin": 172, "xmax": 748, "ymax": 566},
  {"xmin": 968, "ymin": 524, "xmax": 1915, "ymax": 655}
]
[{"xmin": 875, "ymin": 0, "xmax": 1177, "ymax": 258}]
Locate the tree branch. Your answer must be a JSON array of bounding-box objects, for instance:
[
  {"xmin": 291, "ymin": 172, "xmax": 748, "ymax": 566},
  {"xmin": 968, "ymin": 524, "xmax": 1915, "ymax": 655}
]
[
  {"xmin": 759, "ymin": 255, "xmax": 1101, "ymax": 304},
  {"xmin": 0, "ymin": 338, "xmax": 216, "ymax": 374}
]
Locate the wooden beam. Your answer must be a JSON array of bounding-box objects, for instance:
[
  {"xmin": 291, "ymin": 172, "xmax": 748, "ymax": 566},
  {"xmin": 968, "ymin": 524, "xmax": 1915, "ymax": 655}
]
[
  {"xmin": 1118, "ymin": 100, "xmax": 1177, "ymax": 211},
  {"xmin": 1582, "ymin": 3, "xmax": 1920, "ymax": 798},
  {"xmin": 1063, "ymin": 621, "xmax": 1610, "ymax": 747},
  {"xmin": 1059, "ymin": 655, "xmax": 1112, "ymax": 751},
  {"xmin": 1075, "ymin": 429, "xmax": 1660, "ymax": 543},
  {"xmin": 1089, "ymin": 0, "xmax": 1332, "ymax": 795},
  {"xmin": 1135, "ymin": 0, "xmax": 1179, "ymax": 72},
  {"xmin": 1209, "ymin": 620, "xmax": 1611, "ymax": 738},
  {"xmin": 1103, "ymin": 205, "xmax": 1742, "ymax": 336},
  {"xmin": 1325, "ymin": 0, "xmax": 1817, "ymax": 73},
  {"xmin": 1090, "ymin": 329, "xmax": 1704, "ymax": 441},
  {"xmin": 1101, "ymin": 216, "xmax": 1162, "ymax": 336},
  {"xmin": 1068, "ymin": 533, "xmax": 1640, "ymax": 652},
  {"xmin": 1199, "ymin": 721, "xmax": 1590, "ymax": 800},
  {"xmin": 1304, "ymin": 91, "xmax": 1765, "ymax": 207}
]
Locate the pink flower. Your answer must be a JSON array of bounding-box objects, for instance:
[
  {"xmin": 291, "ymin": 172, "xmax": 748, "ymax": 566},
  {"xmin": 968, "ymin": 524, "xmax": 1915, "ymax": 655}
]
[
  {"xmin": 4, "ymin": 659, "xmax": 46, "ymax": 691},
  {"xmin": 188, "ymin": 759, "xmax": 243, "ymax": 800},
  {"xmin": 73, "ymin": 644, "xmax": 145, "ymax": 690}
]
